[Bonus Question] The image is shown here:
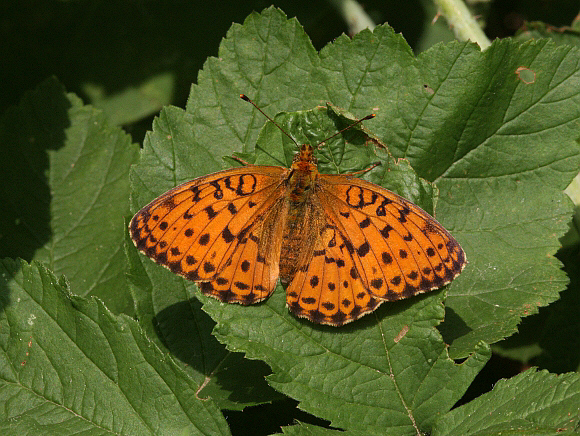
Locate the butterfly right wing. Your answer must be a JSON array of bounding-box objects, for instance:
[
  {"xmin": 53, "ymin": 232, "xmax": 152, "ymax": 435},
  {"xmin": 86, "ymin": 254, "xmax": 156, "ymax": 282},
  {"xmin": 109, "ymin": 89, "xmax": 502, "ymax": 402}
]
[
  {"xmin": 130, "ymin": 165, "xmax": 288, "ymax": 304},
  {"xmin": 286, "ymin": 173, "xmax": 466, "ymax": 326}
]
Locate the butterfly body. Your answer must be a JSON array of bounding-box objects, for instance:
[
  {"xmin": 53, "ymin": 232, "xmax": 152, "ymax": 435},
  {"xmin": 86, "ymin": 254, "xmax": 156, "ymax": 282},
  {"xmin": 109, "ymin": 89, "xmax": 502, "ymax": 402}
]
[{"xmin": 278, "ymin": 145, "xmax": 322, "ymax": 280}]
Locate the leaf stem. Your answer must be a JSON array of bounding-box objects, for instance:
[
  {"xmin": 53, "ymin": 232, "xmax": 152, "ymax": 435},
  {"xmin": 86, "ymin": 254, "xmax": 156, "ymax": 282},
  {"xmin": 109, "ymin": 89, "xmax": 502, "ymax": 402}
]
[{"xmin": 432, "ymin": 0, "xmax": 491, "ymax": 49}]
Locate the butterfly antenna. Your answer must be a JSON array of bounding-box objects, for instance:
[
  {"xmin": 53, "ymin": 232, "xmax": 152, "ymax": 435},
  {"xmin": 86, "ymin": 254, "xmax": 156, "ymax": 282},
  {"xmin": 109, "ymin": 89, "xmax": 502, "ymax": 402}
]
[
  {"xmin": 315, "ymin": 113, "xmax": 376, "ymax": 149},
  {"xmin": 240, "ymin": 94, "xmax": 375, "ymax": 148},
  {"xmin": 240, "ymin": 94, "xmax": 299, "ymax": 147}
]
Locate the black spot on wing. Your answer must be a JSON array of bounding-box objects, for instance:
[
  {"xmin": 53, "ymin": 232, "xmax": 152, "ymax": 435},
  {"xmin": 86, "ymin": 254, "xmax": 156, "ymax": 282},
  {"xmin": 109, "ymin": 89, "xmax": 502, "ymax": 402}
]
[
  {"xmin": 357, "ymin": 242, "xmax": 370, "ymax": 257},
  {"xmin": 222, "ymin": 226, "xmax": 235, "ymax": 243},
  {"xmin": 205, "ymin": 205, "xmax": 218, "ymax": 219},
  {"xmin": 359, "ymin": 217, "xmax": 370, "ymax": 228},
  {"xmin": 382, "ymin": 252, "xmax": 393, "ymax": 264}
]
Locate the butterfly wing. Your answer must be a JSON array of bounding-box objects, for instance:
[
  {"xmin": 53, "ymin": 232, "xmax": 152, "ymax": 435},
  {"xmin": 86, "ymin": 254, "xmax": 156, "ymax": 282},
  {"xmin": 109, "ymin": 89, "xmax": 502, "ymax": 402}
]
[
  {"xmin": 285, "ymin": 220, "xmax": 381, "ymax": 326},
  {"xmin": 286, "ymin": 173, "xmax": 466, "ymax": 326},
  {"xmin": 130, "ymin": 166, "xmax": 288, "ymax": 304}
]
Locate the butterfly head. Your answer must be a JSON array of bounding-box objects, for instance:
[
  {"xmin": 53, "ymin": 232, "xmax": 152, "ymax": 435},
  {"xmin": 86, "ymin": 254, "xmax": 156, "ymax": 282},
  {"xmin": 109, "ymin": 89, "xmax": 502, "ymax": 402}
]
[{"xmin": 291, "ymin": 144, "xmax": 318, "ymax": 174}]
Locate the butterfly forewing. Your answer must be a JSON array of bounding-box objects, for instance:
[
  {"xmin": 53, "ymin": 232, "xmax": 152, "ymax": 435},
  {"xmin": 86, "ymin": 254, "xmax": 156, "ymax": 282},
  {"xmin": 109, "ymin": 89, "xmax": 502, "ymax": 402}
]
[{"xmin": 130, "ymin": 165, "xmax": 288, "ymax": 303}]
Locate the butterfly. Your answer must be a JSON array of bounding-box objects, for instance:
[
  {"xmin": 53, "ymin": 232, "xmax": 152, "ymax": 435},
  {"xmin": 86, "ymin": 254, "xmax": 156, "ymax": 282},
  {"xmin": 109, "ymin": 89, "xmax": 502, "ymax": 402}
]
[{"xmin": 129, "ymin": 95, "xmax": 466, "ymax": 326}]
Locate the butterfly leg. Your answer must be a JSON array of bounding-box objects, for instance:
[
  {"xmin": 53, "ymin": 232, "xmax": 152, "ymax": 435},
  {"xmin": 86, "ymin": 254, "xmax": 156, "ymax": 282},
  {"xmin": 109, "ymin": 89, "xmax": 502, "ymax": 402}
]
[
  {"xmin": 228, "ymin": 155, "xmax": 253, "ymax": 166},
  {"xmin": 342, "ymin": 161, "xmax": 381, "ymax": 176}
]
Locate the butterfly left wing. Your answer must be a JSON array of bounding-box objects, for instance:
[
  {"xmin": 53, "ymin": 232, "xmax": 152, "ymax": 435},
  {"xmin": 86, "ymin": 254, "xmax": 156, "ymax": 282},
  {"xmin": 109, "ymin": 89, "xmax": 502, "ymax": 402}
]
[{"xmin": 130, "ymin": 166, "xmax": 288, "ymax": 304}]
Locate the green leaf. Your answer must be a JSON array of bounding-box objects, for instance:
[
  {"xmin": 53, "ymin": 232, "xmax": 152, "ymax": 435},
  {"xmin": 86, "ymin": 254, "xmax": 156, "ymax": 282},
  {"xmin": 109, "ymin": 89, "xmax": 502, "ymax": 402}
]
[
  {"xmin": 433, "ymin": 369, "xmax": 580, "ymax": 435},
  {"xmin": 83, "ymin": 72, "xmax": 175, "ymax": 126},
  {"xmin": 0, "ymin": 258, "xmax": 229, "ymax": 435},
  {"xmin": 0, "ymin": 78, "xmax": 139, "ymax": 314},
  {"xmin": 427, "ymin": 39, "xmax": 580, "ymax": 357}
]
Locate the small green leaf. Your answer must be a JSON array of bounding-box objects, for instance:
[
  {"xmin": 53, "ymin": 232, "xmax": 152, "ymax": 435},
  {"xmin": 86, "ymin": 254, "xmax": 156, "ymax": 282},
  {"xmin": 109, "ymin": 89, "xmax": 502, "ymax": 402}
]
[
  {"xmin": 433, "ymin": 369, "xmax": 580, "ymax": 435},
  {"xmin": 281, "ymin": 421, "xmax": 347, "ymax": 435},
  {"xmin": 251, "ymin": 107, "xmax": 435, "ymax": 212},
  {"xmin": 83, "ymin": 72, "xmax": 175, "ymax": 126},
  {"xmin": 0, "ymin": 258, "xmax": 230, "ymax": 435}
]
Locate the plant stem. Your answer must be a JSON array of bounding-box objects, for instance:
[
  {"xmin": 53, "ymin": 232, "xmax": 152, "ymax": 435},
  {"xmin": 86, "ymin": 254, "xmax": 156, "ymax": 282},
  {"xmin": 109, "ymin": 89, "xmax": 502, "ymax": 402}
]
[
  {"xmin": 432, "ymin": 0, "xmax": 491, "ymax": 49},
  {"xmin": 327, "ymin": 0, "xmax": 375, "ymax": 34}
]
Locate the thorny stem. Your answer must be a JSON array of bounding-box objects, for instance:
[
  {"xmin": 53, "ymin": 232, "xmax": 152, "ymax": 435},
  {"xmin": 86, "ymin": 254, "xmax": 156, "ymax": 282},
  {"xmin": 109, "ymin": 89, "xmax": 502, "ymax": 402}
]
[{"xmin": 432, "ymin": 0, "xmax": 491, "ymax": 49}]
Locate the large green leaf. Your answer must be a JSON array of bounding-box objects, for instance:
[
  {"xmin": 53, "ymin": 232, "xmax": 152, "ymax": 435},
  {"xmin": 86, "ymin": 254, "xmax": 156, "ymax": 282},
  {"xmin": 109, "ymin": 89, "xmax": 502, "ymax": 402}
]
[
  {"xmin": 433, "ymin": 369, "xmax": 580, "ymax": 435},
  {"xmin": 0, "ymin": 258, "xmax": 229, "ymax": 435},
  {"xmin": 127, "ymin": 6, "xmax": 580, "ymax": 433},
  {"xmin": 184, "ymin": 7, "xmax": 580, "ymax": 357},
  {"xmin": 130, "ymin": 81, "xmax": 489, "ymax": 436},
  {"xmin": 0, "ymin": 78, "xmax": 139, "ymax": 314}
]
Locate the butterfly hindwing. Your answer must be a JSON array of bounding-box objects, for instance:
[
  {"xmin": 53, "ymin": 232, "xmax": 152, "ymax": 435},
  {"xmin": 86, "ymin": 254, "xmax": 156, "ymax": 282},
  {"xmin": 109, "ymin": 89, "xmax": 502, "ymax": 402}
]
[{"xmin": 286, "ymin": 222, "xmax": 380, "ymax": 326}]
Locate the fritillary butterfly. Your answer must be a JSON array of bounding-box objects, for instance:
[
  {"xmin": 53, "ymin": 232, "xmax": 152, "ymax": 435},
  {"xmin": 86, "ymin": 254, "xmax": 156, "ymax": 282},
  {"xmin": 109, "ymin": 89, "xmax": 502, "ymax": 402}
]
[{"xmin": 129, "ymin": 95, "xmax": 466, "ymax": 326}]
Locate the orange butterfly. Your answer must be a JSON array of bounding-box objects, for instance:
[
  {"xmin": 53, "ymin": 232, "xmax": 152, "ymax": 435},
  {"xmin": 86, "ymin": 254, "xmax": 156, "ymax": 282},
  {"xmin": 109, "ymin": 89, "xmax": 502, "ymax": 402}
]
[{"xmin": 129, "ymin": 95, "xmax": 466, "ymax": 326}]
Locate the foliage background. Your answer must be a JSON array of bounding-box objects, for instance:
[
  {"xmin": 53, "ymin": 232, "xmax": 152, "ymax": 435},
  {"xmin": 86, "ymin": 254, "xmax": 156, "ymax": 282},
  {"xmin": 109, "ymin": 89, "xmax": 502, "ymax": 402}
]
[{"xmin": 1, "ymin": 1, "xmax": 580, "ymax": 435}]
